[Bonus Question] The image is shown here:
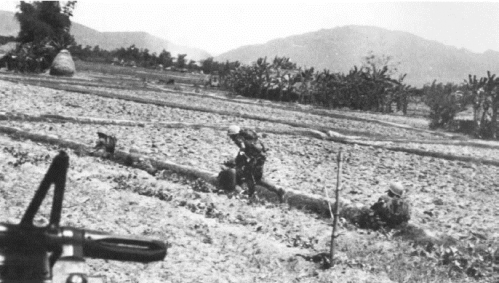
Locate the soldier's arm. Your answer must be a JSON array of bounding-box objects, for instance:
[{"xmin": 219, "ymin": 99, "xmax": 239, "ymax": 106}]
[
  {"xmin": 371, "ymin": 196, "xmax": 390, "ymax": 211},
  {"xmin": 259, "ymin": 141, "xmax": 267, "ymax": 153},
  {"xmin": 235, "ymin": 136, "xmax": 246, "ymax": 150},
  {"xmin": 370, "ymin": 201, "xmax": 382, "ymax": 211},
  {"xmin": 94, "ymin": 139, "xmax": 105, "ymax": 149}
]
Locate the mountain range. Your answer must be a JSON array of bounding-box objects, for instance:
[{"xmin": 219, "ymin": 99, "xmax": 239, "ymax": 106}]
[
  {"xmin": 215, "ymin": 25, "xmax": 499, "ymax": 87},
  {"xmin": 2, "ymin": 10, "xmax": 499, "ymax": 87},
  {"xmin": 0, "ymin": 10, "xmax": 211, "ymax": 61}
]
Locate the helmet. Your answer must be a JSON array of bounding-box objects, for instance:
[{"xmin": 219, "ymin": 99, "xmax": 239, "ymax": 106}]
[
  {"xmin": 388, "ymin": 182, "xmax": 404, "ymax": 197},
  {"xmin": 227, "ymin": 125, "xmax": 240, "ymax": 136}
]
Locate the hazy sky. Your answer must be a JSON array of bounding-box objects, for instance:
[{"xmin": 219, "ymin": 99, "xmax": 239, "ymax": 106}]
[{"xmin": 1, "ymin": 1, "xmax": 498, "ymax": 56}]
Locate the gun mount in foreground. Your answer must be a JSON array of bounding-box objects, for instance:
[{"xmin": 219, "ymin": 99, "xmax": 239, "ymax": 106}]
[{"xmin": 0, "ymin": 151, "xmax": 167, "ymax": 283}]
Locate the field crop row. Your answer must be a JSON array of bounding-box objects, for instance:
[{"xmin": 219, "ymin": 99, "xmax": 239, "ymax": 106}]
[{"xmin": 0, "ymin": 78, "xmax": 446, "ymax": 141}]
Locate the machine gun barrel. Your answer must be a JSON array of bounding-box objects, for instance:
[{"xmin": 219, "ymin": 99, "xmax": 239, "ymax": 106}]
[
  {"xmin": 82, "ymin": 229, "xmax": 167, "ymax": 262},
  {"xmin": 0, "ymin": 223, "xmax": 167, "ymax": 263}
]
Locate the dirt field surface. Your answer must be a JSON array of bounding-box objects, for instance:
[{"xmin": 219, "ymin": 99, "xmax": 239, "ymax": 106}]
[{"xmin": 0, "ymin": 73, "xmax": 497, "ymax": 282}]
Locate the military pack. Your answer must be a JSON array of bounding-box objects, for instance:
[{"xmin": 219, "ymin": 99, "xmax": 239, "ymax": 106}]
[
  {"xmin": 372, "ymin": 196, "xmax": 411, "ymax": 227},
  {"xmin": 239, "ymin": 128, "xmax": 259, "ymax": 142}
]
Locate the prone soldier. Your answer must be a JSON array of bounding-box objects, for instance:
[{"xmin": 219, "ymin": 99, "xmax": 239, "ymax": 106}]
[
  {"xmin": 92, "ymin": 132, "xmax": 117, "ymax": 158},
  {"xmin": 354, "ymin": 182, "xmax": 412, "ymax": 230},
  {"xmin": 370, "ymin": 182, "xmax": 412, "ymax": 228}
]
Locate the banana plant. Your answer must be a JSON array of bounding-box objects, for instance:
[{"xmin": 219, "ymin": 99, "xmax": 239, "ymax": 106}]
[
  {"xmin": 225, "ymin": 54, "xmax": 413, "ymax": 114},
  {"xmin": 465, "ymin": 74, "xmax": 488, "ymax": 136},
  {"xmin": 483, "ymin": 71, "xmax": 499, "ymax": 138}
]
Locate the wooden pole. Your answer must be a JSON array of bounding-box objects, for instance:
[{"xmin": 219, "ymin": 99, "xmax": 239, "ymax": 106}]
[{"xmin": 329, "ymin": 149, "xmax": 343, "ymax": 267}]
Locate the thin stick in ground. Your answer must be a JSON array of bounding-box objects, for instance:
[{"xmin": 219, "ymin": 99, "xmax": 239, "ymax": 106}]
[{"xmin": 329, "ymin": 149, "xmax": 343, "ymax": 267}]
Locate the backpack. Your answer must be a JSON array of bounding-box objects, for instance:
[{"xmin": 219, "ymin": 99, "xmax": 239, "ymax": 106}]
[
  {"xmin": 371, "ymin": 196, "xmax": 411, "ymax": 227},
  {"xmin": 389, "ymin": 198, "xmax": 411, "ymax": 224},
  {"xmin": 240, "ymin": 128, "xmax": 259, "ymax": 142}
]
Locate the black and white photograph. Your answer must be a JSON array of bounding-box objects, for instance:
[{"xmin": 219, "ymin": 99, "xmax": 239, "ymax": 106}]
[{"xmin": 0, "ymin": 1, "xmax": 498, "ymax": 282}]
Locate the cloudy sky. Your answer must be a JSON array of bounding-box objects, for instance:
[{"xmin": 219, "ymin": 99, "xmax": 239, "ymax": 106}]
[{"xmin": 1, "ymin": 1, "xmax": 498, "ymax": 56}]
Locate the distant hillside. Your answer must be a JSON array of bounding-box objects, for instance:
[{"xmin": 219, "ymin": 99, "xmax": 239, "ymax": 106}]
[
  {"xmin": 0, "ymin": 10, "xmax": 211, "ymax": 61},
  {"xmin": 215, "ymin": 25, "xmax": 499, "ymax": 87}
]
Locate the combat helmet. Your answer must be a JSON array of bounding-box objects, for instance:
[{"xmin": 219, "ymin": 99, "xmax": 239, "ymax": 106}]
[
  {"xmin": 227, "ymin": 125, "xmax": 241, "ymax": 136},
  {"xmin": 388, "ymin": 182, "xmax": 404, "ymax": 197}
]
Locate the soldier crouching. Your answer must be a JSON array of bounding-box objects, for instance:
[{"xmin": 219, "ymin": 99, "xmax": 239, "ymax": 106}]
[{"xmin": 226, "ymin": 125, "xmax": 267, "ymax": 200}]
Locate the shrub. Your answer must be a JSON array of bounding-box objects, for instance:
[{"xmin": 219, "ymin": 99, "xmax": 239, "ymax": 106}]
[{"xmin": 424, "ymin": 82, "xmax": 466, "ymax": 129}]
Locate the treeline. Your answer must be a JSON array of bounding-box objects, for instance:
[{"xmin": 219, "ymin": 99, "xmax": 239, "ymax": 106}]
[
  {"xmin": 68, "ymin": 44, "xmax": 240, "ymax": 75},
  {"xmin": 72, "ymin": 47, "xmax": 416, "ymax": 115},
  {"xmin": 223, "ymin": 54, "xmax": 417, "ymax": 114}
]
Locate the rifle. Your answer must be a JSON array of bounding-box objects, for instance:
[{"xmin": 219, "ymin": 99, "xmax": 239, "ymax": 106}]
[{"xmin": 0, "ymin": 151, "xmax": 167, "ymax": 283}]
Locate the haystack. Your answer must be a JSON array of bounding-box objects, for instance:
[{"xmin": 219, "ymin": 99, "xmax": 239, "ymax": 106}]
[{"xmin": 50, "ymin": 49, "xmax": 75, "ymax": 77}]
